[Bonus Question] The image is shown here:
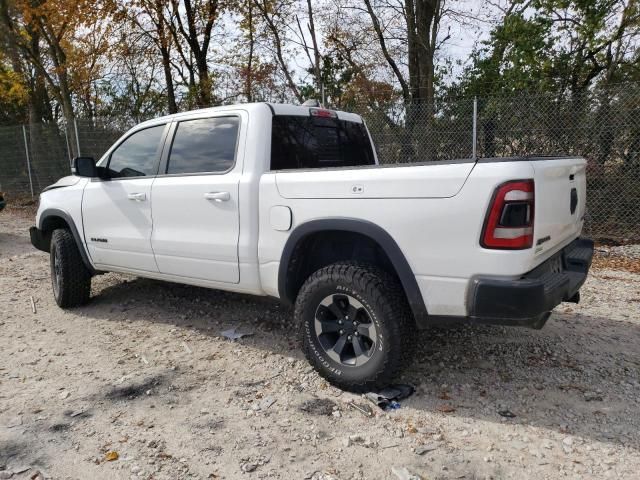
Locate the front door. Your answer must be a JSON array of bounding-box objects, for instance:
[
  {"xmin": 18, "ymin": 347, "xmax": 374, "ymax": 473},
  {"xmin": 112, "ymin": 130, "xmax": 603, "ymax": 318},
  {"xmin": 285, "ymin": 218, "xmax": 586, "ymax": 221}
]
[
  {"xmin": 82, "ymin": 124, "xmax": 167, "ymax": 272},
  {"xmin": 150, "ymin": 114, "xmax": 242, "ymax": 283}
]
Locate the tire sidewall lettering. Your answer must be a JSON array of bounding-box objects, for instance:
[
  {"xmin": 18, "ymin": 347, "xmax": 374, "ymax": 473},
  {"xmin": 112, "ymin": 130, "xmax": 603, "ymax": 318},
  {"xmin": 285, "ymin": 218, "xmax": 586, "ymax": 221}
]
[{"xmin": 304, "ymin": 320, "xmax": 342, "ymax": 376}]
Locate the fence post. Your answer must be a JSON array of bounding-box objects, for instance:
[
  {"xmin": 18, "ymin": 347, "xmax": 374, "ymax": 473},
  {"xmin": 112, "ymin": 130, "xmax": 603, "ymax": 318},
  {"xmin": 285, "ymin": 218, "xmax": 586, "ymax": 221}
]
[
  {"xmin": 22, "ymin": 125, "xmax": 35, "ymax": 197},
  {"xmin": 63, "ymin": 119, "xmax": 72, "ymax": 165},
  {"xmin": 472, "ymin": 96, "xmax": 478, "ymax": 160},
  {"xmin": 74, "ymin": 118, "xmax": 81, "ymax": 157}
]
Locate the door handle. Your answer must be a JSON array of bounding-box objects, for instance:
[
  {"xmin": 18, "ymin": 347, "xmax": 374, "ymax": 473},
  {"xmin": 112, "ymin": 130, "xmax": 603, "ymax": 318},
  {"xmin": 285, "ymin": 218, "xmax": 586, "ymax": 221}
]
[
  {"xmin": 204, "ymin": 191, "xmax": 230, "ymax": 202},
  {"xmin": 127, "ymin": 192, "xmax": 146, "ymax": 201}
]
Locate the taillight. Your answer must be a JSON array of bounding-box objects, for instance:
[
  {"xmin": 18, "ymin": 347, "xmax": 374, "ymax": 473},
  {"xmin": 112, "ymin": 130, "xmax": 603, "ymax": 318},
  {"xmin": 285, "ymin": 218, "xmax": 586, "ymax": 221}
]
[{"xmin": 481, "ymin": 179, "xmax": 535, "ymax": 249}]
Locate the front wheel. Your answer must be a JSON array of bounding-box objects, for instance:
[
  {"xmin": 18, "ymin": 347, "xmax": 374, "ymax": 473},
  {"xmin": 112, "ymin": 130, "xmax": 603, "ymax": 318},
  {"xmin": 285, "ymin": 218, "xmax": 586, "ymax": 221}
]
[
  {"xmin": 50, "ymin": 228, "xmax": 92, "ymax": 308},
  {"xmin": 296, "ymin": 262, "xmax": 416, "ymax": 392}
]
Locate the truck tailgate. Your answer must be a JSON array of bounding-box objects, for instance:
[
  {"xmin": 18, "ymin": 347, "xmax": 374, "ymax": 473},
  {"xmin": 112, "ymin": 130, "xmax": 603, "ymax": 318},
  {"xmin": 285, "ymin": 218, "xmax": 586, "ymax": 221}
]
[{"xmin": 531, "ymin": 157, "xmax": 587, "ymax": 257}]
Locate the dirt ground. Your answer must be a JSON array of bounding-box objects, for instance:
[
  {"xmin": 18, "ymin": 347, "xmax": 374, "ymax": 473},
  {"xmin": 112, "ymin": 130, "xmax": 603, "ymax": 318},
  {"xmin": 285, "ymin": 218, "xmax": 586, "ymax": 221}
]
[{"xmin": 1, "ymin": 209, "xmax": 639, "ymax": 480}]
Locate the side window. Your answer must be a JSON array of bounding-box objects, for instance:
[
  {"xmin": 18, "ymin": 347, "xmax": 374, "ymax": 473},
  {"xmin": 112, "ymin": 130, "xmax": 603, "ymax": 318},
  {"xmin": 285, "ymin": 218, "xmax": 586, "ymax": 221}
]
[
  {"xmin": 167, "ymin": 117, "xmax": 239, "ymax": 175},
  {"xmin": 108, "ymin": 125, "xmax": 165, "ymax": 178}
]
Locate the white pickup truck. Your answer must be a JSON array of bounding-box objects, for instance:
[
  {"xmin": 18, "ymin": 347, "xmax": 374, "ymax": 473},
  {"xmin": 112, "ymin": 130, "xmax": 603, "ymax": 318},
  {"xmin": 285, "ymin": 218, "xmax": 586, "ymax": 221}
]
[{"xmin": 30, "ymin": 103, "xmax": 594, "ymax": 391}]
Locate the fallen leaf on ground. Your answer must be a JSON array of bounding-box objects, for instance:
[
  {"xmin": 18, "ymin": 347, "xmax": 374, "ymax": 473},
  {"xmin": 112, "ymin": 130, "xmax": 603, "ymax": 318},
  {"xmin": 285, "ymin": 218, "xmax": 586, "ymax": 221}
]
[
  {"xmin": 437, "ymin": 404, "xmax": 456, "ymax": 413},
  {"xmin": 592, "ymin": 254, "xmax": 640, "ymax": 273},
  {"xmin": 105, "ymin": 451, "xmax": 119, "ymax": 461}
]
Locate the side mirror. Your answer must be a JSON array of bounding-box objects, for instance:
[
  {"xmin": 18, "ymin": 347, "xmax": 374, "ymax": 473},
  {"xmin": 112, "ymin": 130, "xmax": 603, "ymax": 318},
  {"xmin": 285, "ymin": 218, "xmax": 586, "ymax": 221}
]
[{"xmin": 73, "ymin": 156, "xmax": 97, "ymax": 178}]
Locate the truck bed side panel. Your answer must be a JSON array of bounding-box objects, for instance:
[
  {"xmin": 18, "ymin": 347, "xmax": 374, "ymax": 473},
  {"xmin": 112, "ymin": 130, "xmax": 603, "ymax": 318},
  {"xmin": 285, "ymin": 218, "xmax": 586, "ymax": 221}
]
[
  {"xmin": 275, "ymin": 162, "xmax": 475, "ymax": 199},
  {"xmin": 259, "ymin": 161, "xmax": 576, "ymax": 316}
]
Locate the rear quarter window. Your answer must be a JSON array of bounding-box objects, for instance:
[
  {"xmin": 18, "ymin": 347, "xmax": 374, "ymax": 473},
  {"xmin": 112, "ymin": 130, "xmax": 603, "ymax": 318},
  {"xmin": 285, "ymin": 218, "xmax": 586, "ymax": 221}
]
[{"xmin": 270, "ymin": 115, "xmax": 375, "ymax": 170}]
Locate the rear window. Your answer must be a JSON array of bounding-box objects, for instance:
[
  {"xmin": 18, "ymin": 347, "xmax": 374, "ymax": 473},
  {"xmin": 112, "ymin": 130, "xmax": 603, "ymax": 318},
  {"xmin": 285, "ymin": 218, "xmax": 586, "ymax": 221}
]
[{"xmin": 270, "ymin": 115, "xmax": 375, "ymax": 170}]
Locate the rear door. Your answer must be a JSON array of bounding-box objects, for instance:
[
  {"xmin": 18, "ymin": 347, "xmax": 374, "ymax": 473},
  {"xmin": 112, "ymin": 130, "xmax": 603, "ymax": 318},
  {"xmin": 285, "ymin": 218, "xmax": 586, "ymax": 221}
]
[
  {"xmin": 150, "ymin": 113, "xmax": 243, "ymax": 283},
  {"xmin": 82, "ymin": 124, "xmax": 168, "ymax": 271},
  {"xmin": 531, "ymin": 157, "xmax": 587, "ymax": 255}
]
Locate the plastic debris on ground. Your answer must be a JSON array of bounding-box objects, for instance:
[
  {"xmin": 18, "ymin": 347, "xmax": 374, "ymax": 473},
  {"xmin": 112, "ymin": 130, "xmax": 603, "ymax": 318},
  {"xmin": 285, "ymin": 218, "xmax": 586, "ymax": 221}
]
[
  {"xmin": 414, "ymin": 443, "xmax": 439, "ymax": 455},
  {"xmin": 220, "ymin": 327, "xmax": 254, "ymax": 341},
  {"xmin": 347, "ymin": 401, "xmax": 374, "ymax": 417},
  {"xmin": 259, "ymin": 396, "xmax": 276, "ymax": 410},
  {"xmin": 365, "ymin": 384, "xmax": 415, "ymax": 411},
  {"xmin": 391, "ymin": 466, "xmax": 422, "ymax": 480}
]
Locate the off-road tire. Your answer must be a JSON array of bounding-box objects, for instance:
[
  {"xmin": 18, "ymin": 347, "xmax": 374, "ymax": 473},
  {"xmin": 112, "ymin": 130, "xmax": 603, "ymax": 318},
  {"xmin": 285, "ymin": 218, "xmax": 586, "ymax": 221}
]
[
  {"xmin": 296, "ymin": 262, "xmax": 417, "ymax": 392},
  {"xmin": 50, "ymin": 228, "xmax": 91, "ymax": 308}
]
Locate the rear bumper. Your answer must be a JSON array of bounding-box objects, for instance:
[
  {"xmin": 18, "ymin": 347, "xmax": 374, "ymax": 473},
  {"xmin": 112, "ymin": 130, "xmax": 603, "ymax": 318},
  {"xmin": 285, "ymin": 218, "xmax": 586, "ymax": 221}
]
[
  {"xmin": 30, "ymin": 226, "xmax": 50, "ymax": 252},
  {"xmin": 466, "ymin": 237, "xmax": 594, "ymax": 329}
]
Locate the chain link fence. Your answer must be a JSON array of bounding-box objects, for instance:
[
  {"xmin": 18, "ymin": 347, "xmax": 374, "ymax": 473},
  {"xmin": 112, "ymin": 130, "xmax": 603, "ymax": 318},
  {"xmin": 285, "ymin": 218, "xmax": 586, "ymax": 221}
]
[
  {"xmin": 356, "ymin": 86, "xmax": 639, "ymax": 242},
  {"xmin": 0, "ymin": 85, "xmax": 638, "ymax": 241},
  {"xmin": 353, "ymin": 96, "xmax": 477, "ymax": 163}
]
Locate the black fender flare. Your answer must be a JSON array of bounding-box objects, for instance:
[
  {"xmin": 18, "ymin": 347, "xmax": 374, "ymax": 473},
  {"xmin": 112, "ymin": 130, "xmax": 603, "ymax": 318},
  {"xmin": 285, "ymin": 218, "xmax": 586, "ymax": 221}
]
[
  {"xmin": 38, "ymin": 208, "xmax": 96, "ymax": 275},
  {"xmin": 278, "ymin": 218, "xmax": 428, "ymax": 324}
]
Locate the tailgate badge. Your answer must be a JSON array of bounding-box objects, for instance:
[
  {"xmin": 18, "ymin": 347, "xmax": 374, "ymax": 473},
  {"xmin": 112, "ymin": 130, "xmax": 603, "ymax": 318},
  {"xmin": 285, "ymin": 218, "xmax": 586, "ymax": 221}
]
[{"xmin": 536, "ymin": 235, "xmax": 551, "ymax": 246}]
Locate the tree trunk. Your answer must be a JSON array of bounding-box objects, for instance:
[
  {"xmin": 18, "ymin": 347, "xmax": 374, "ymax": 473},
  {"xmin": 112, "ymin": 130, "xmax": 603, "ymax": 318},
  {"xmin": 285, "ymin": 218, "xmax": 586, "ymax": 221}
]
[
  {"xmin": 253, "ymin": 0, "xmax": 303, "ymax": 103},
  {"xmin": 27, "ymin": 30, "xmax": 53, "ymax": 122},
  {"xmin": 404, "ymin": 0, "xmax": 419, "ymax": 100},
  {"xmin": 245, "ymin": 2, "xmax": 254, "ymax": 102},
  {"xmin": 306, "ymin": 0, "xmax": 322, "ymax": 98},
  {"xmin": 196, "ymin": 56, "xmax": 211, "ymax": 107},
  {"xmin": 160, "ymin": 45, "xmax": 178, "ymax": 114},
  {"xmin": 403, "ymin": 0, "xmax": 441, "ymax": 160},
  {"xmin": 154, "ymin": 0, "xmax": 177, "ymax": 114}
]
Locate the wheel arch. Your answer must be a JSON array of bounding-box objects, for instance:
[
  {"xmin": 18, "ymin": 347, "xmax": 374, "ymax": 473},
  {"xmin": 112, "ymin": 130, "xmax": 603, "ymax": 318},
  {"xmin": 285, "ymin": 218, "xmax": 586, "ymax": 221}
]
[
  {"xmin": 38, "ymin": 208, "xmax": 95, "ymax": 274},
  {"xmin": 278, "ymin": 218, "xmax": 428, "ymax": 323}
]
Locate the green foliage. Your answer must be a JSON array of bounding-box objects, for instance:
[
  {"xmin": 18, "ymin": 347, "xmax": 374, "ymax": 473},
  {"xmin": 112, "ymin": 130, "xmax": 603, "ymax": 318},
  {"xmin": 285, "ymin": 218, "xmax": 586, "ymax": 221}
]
[
  {"xmin": 452, "ymin": 0, "xmax": 639, "ymax": 97},
  {"xmin": 0, "ymin": 61, "xmax": 28, "ymax": 124},
  {"xmin": 92, "ymin": 80, "xmax": 167, "ymax": 123},
  {"xmin": 299, "ymin": 55, "xmax": 354, "ymax": 107}
]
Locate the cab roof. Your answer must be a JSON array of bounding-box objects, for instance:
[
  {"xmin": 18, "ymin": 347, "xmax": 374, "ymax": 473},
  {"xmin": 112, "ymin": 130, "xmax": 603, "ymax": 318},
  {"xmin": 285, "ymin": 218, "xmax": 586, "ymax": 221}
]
[{"xmin": 137, "ymin": 102, "xmax": 363, "ymax": 129}]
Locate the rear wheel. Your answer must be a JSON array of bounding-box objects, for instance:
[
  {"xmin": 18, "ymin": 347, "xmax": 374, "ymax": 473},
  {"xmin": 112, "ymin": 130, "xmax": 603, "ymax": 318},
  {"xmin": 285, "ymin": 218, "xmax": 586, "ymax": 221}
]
[
  {"xmin": 296, "ymin": 262, "xmax": 416, "ymax": 392},
  {"xmin": 50, "ymin": 228, "xmax": 91, "ymax": 308}
]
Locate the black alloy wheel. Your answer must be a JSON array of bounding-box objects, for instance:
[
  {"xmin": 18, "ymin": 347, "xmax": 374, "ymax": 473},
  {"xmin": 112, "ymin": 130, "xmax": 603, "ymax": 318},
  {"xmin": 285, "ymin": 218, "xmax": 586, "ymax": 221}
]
[{"xmin": 314, "ymin": 293, "xmax": 377, "ymax": 367}]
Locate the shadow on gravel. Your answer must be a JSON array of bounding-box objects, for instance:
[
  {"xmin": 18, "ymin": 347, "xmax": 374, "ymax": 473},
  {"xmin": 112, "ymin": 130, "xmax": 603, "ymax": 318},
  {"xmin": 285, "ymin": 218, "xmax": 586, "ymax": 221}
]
[
  {"xmin": 0, "ymin": 438, "xmax": 49, "ymax": 471},
  {"xmin": 405, "ymin": 315, "xmax": 639, "ymax": 450},
  {"xmin": 77, "ymin": 276, "xmax": 640, "ymax": 451},
  {"xmin": 0, "ymin": 231, "xmax": 32, "ymax": 258},
  {"xmin": 105, "ymin": 373, "xmax": 168, "ymax": 401},
  {"xmin": 49, "ymin": 422, "xmax": 71, "ymax": 433}
]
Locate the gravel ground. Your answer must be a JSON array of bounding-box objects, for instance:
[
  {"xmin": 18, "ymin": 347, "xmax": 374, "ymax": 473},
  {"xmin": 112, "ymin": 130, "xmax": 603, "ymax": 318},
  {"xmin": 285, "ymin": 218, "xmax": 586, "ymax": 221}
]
[
  {"xmin": 606, "ymin": 245, "xmax": 640, "ymax": 259},
  {"xmin": 596, "ymin": 244, "xmax": 640, "ymax": 265},
  {"xmin": 1, "ymin": 210, "xmax": 639, "ymax": 480}
]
